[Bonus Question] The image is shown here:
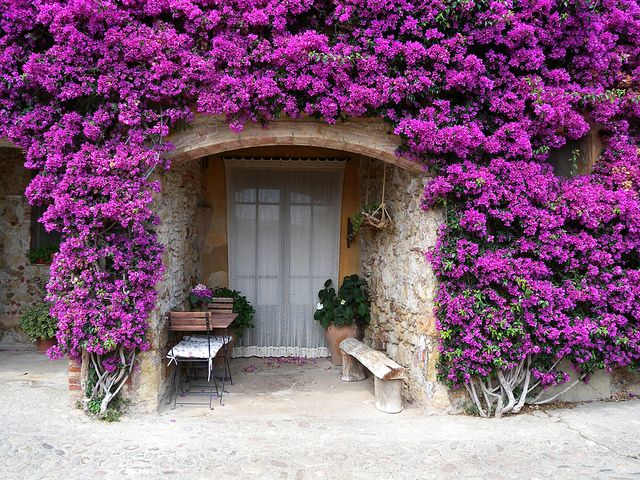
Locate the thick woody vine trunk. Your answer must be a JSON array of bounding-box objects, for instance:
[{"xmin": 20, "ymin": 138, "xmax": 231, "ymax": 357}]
[
  {"xmin": 89, "ymin": 347, "xmax": 136, "ymax": 414},
  {"xmin": 465, "ymin": 355, "xmax": 585, "ymax": 418}
]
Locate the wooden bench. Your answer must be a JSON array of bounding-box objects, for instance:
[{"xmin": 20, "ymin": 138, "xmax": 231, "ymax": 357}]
[
  {"xmin": 339, "ymin": 337, "xmax": 406, "ymax": 413},
  {"xmin": 207, "ymin": 296, "xmax": 234, "ymax": 315}
]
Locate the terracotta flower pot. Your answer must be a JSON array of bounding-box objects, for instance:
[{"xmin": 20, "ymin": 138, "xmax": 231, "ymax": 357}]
[
  {"xmin": 36, "ymin": 337, "xmax": 56, "ymax": 354},
  {"xmin": 325, "ymin": 324, "xmax": 359, "ymax": 366}
]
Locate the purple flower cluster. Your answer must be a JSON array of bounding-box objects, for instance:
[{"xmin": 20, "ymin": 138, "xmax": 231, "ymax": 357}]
[
  {"xmin": 426, "ymin": 157, "xmax": 640, "ymax": 387},
  {"xmin": 191, "ymin": 284, "xmax": 213, "ymax": 302},
  {"xmin": 0, "ymin": 0, "xmax": 638, "ymax": 397}
]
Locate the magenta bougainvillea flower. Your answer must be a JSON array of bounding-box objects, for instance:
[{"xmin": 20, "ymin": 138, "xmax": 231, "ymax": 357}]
[
  {"xmin": 191, "ymin": 284, "xmax": 213, "ymax": 301},
  {"xmin": 0, "ymin": 0, "xmax": 638, "ymax": 412}
]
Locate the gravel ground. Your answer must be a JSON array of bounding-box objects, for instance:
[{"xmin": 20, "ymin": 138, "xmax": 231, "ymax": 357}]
[{"xmin": 1, "ymin": 351, "xmax": 639, "ymax": 480}]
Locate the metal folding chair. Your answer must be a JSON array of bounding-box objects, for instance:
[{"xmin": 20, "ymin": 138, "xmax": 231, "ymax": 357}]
[
  {"xmin": 167, "ymin": 311, "xmax": 224, "ymax": 409},
  {"xmin": 208, "ymin": 297, "xmax": 237, "ymax": 386}
]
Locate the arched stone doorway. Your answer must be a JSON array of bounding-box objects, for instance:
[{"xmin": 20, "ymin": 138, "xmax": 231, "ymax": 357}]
[
  {"xmin": 123, "ymin": 116, "xmax": 455, "ymax": 413},
  {"xmin": 165, "ymin": 114, "xmax": 422, "ymax": 173}
]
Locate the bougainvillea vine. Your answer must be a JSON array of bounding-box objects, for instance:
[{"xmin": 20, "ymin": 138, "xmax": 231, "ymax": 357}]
[{"xmin": 0, "ymin": 0, "xmax": 638, "ymax": 415}]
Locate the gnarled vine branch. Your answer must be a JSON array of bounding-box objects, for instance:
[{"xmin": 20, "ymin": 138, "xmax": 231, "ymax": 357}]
[
  {"xmin": 89, "ymin": 347, "xmax": 136, "ymax": 415},
  {"xmin": 466, "ymin": 356, "xmax": 589, "ymax": 418}
]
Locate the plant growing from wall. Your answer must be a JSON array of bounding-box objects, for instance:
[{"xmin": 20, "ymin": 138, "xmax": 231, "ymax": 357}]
[
  {"xmin": 85, "ymin": 361, "xmax": 127, "ymax": 422},
  {"xmin": 425, "ymin": 159, "xmax": 640, "ymax": 416},
  {"xmin": 0, "ymin": 0, "xmax": 638, "ymax": 414},
  {"xmin": 212, "ymin": 287, "xmax": 255, "ymax": 337}
]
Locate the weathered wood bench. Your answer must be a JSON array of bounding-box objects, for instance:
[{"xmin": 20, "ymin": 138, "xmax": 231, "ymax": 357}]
[{"xmin": 339, "ymin": 337, "xmax": 405, "ymax": 413}]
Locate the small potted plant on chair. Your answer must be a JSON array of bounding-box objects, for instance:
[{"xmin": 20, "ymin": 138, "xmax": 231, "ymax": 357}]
[
  {"xmin": 314, "ymin": 275, "xmax": 370, "ymax": 366},
  {"xmin": 19, "ymin": 302, "xmax": 57, "ymax": 353}
]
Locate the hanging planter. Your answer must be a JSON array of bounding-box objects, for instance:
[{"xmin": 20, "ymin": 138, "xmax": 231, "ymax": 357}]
[
  {"xmin": 348, "ymin": 163, "xmax": 393, "ymax": 245},
  {"xmin": 359, "ymin": 201, "xmax": 393, "ymax": 230}
]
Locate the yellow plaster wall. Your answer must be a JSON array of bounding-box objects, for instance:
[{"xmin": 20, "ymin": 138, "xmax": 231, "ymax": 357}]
[
  {"xmin": 199, "ymin": 148, "xmax": 361, "ymax": 289},
  {"xmin": 200, "ymin": 158, "xmax": 229, "ymax": 288},
  {"xmin": 338, "ymin": 158, "xmax": 361, "ymax": 279}
]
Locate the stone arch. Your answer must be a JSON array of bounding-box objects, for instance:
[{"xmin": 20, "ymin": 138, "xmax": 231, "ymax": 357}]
[{"xmin": 166, "ymin": 114, "xmax": 422, "ymax": 173}]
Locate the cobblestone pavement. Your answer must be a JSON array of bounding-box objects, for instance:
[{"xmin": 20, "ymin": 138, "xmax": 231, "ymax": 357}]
[{"xmin": 1, "ymin": 351, "xmax": 640, "ymax": 480}]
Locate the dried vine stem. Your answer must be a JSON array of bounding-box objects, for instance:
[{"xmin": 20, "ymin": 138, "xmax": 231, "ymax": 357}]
[
  {"xmin": 89, "ymin": 347, "xmax": 136, "ymax": 414},
  {"xmin": 466, "ymin": 356, "xmax": 585, "ymax": 417}
]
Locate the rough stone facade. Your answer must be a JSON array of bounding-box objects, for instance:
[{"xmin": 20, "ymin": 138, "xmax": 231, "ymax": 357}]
[
  {"xmin": 359, "ymin": 159, "xmax": 463, "ymax": 412},
  {"xmin": 1, "ymin": 117, "xmax": 638, "ymax": 412},
  {"xmin": 124, "ymin": 159, "xmax": 202, "ymax": 411},
  {"xmin": 0, "ymin": 148, "xmax": 49, "ymax": 349}
]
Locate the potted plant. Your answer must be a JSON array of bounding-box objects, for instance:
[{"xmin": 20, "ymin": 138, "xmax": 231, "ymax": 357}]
[
  {"xmin": 348, "ymin": 163, "xmax": 393, "ymax": 244},
  {"xmin": 314, "ymin": 275, "xmax": 371, "ymax": 365},
  {"xmin": 348, "ymin": 202, "xmax": 392, "ymax": 244},
  {"xmin": 189, "ymin": 283, "xmax": 213, "ymax": 310},
  {"xmin": 19, "ymin": 302, "xmax": 58, "ymax": 353},
  {"xmin": 27, "ymin": 245, "xmax": 58, "ymax": 265}
]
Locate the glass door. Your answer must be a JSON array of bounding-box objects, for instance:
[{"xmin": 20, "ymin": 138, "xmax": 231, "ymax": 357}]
[{"xmin": 227, "ymin": 161, "xmax": 343, "ymax": 358}]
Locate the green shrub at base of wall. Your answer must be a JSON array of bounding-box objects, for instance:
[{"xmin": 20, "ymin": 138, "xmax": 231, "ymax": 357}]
[{"xmin": 19, "ymin": 302, "xmax": 57, "ymax": 341}]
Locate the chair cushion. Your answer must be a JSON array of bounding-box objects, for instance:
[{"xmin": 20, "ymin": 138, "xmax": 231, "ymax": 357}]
[
  {"xmin": 184, "ymin": 334, "xmax": 233, "ymax": 344},
  {"xmin": 167, "ymin": 336, "xmax": 228, "ymax": 360}
]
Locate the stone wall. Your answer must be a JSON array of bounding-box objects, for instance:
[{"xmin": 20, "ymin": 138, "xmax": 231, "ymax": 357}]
[
  {"xmin": 0, "ymin": 148, "xmax": 48, "ymax": 349},
  {"xmin": 0, "ymin": 148, "xmax": 203, "ymax": 408},
  {"xmin": 358, "ymin": 158, "xmax": 639, "ymax": 410},
  {"xmin": 359, "ymin": 159, "xmax": 464, "ymax": 412},
  {"xmin": 124, "ymin": 159, "xmax": 202, "ymax": 411}
]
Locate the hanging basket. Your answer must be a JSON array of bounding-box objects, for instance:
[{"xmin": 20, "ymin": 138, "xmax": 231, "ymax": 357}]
[
  {"xmin": 348, "ymin": 162, "xmax": 393, "ymax": 245},
  {"xmin": 360, "ymin": 202, "xmax": 392, "ymax": 230}
]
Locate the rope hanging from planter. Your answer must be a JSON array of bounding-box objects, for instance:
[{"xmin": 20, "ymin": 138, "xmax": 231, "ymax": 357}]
[
  {"xmin": 361, "ymin": 161, "xmax": 392, "ymax": 230},
  {"xmin": 348, "ymin": 160, "xmax": 393, "ymax": 246}
]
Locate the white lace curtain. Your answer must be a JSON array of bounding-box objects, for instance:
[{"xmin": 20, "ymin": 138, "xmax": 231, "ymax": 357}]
[{"xmin": 226, "ymin": 160, "xmax": 344, "ymax": 358}]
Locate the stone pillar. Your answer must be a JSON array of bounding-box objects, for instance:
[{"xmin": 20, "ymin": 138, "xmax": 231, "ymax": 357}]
[
  {"xmin": 359, "ymin": 160, "xmax": 465, "ymax": 412},
  {"xmin": 123, "ymin": 159, "xmax": 202, "ymax": 412}
]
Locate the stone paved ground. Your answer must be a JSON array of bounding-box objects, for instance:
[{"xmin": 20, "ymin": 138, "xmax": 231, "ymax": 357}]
[{"xmin": 1, "ymin": 351, "xmax": 640, "ymax": 480}]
